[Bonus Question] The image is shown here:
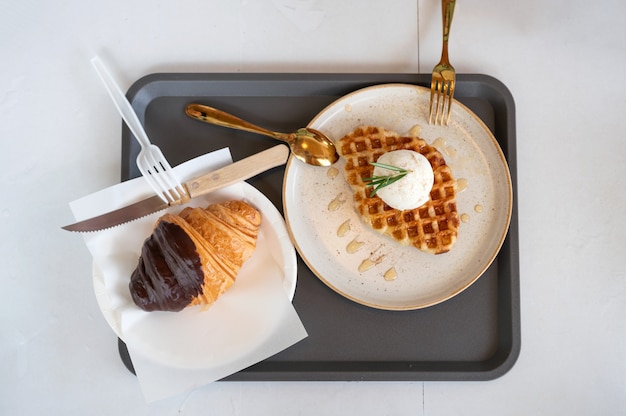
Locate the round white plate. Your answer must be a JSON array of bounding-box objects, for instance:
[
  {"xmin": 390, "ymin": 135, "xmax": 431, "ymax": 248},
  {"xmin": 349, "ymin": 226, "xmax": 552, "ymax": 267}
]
[
  {"xmin": 93, "ymin": 182, "xmax": 297, "ymax": 367},
  {"xmin": 283, "ymin": 84, "xmax": 512, "ymax": 310}
]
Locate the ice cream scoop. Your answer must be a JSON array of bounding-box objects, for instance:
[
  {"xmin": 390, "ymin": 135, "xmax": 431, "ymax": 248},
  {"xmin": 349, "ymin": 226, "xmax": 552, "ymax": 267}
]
[{"xmin": 373, "ymin": 150, "xmax": 434, "ymax": 210}]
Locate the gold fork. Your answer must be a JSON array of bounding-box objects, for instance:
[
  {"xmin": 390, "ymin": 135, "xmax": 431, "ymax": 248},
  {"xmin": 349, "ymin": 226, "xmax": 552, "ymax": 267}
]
[{"xmin": 429, "ymin": 0, "xmax": 457, "ymax": 126}]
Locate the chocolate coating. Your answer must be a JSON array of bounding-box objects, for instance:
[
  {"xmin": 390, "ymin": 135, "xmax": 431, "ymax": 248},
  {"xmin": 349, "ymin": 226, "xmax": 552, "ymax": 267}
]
[{"xmin": 129, "ymin": 221, "xmax": 204, "ymax": 311}]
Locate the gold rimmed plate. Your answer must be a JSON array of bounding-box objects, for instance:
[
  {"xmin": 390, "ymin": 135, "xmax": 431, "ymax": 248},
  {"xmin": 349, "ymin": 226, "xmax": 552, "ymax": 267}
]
[{"xmin": 283, "ymin": 84, "xmax": 512, "ymax": 310}]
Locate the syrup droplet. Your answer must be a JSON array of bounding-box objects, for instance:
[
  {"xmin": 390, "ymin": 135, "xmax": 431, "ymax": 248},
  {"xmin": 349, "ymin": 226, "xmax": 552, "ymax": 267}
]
[
  {"xmin": 346, "ymin": 238, "xmax": 365, "ymax": 254},
  {"xmin": 432, "ymin": 137, "xmax": 456, "ymax": 158},
  {"xmin": 384, "ymin": 267, "xmax": 397, "ymax": 281},
  {"xmin": 328, "ymin": 193, "xmax": 345, "ymax": 211},
  {"xmin": 457, "ymin": 178, "xmax": 468, "ymax": 192},
  {"xmin": 461, "ymin": 213, "xmax": 470, "ymax": 223},
  {"xmin": 358, "ymin": 258, "xmax": 375, "ymax": 273},
  {"xmin": 409, "ymin": 124, "xmax": 422, "ymax": 137},
  {"xmin": 327, "ymin": 167, "xmax": 339, "ymax": 179},
  {"xmin": 337, "ymin": 220, "xmax": 351, "ymax": 237},
  {"xmin": 474, "ymin": 204, "xmax": 483, "ymax": 213},
  {"xmin": 433, "ymin": 137, "xmax": 446, "ymax": 149}
]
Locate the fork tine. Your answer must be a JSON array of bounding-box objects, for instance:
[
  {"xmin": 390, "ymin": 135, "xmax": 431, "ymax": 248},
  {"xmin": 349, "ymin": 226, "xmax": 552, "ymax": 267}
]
[
  {"xmin": 145, "ymin": 165, "xmax": 183, "ymax": 204},
  {"xmin": 439, "ymin": 81, "xmax": 452, "ymax": 126},
  {"xmin": 429, "ymin": 76, "xmax": 442, "ymax": 124},
  {"xmin": 429, "ymin": 80, "xmax": 436, "ymax": 124},
  {"xmin": 150, "ymin": 167, "xmax": 179, "ymax": 203},
  {"xmin": 139, "ymin": 150, "xmax": 188, "ymax": 204},
  {"xmin": 137, "ymin": 158, "xmax": 170, "ymax": 203},
  {"xmin": 437, "ymin": 80, "xmax": 446, "ymax": 125},
  {"xmin": 443, "ymin": 79, "xmax": 455, "ymax": 125},
  {"xmin": 154, "ymin": 169, "xmax": 186, "ymax": 203},
  {"xmin": 430, "ymin": 77, "xmax": 444, "ymax": 126},
  {"xmin": 151, "ymin": 150, "xmax": 187, "ymax": 198}
]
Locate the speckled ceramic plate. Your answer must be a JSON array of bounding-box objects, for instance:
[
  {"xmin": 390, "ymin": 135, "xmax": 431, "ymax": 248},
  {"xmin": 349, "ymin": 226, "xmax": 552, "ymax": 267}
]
[{"xmin": 283, "ymin": 84, "xmax": 512, "ymax": 310}]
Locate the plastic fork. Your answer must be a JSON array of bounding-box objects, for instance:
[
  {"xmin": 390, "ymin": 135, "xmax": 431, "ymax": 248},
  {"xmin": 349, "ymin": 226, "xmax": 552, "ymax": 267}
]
[
  {"xmin": 91, "ymin": 56, "xmax": 188, "ymax": 204},
  {"xmin": 429, "ymin": 0, "xmax": 456, "ymax": 126}
]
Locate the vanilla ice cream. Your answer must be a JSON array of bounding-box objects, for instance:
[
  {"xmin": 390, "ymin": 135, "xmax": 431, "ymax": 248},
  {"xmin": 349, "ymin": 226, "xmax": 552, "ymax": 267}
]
[{"xmin": 373, "ymin": 150, "xmax": 434, "ymax": 210}]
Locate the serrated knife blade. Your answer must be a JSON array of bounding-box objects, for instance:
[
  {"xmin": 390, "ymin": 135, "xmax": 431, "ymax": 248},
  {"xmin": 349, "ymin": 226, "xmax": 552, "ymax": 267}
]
[{"xmin": 63, "ymin": 145, "xmax": 289, "ymax": 232}]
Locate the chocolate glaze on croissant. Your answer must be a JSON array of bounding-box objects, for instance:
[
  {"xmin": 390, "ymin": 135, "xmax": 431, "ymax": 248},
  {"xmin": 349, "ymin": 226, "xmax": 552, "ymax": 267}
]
[{"xmin": 130, "ymin": 200, "xmax": 261, "ymax": 312}]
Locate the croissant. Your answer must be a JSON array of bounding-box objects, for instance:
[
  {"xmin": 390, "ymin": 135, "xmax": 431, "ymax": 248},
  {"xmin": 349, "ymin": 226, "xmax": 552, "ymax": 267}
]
[{"xmin": 129, "ymin": 200, "xmax": 261, "ymax": 312}]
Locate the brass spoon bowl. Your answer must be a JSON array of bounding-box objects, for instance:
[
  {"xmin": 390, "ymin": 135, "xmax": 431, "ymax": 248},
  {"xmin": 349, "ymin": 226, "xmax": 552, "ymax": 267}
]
[{"xmin": 185, "ymin": 103, "xmax": 339, "ymax": 167}]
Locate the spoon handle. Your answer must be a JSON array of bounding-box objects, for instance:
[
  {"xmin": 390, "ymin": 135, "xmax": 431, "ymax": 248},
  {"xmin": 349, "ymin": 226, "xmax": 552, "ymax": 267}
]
[{"xmin": 185, "ymin": 104, "xmax": 291, "ymax": 142}]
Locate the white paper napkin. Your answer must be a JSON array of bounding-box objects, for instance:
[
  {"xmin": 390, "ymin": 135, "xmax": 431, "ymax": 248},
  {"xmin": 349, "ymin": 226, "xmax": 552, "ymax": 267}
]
[{"xmin": 69, "ymin": 148, "xmax": 307, "ymax": 402}]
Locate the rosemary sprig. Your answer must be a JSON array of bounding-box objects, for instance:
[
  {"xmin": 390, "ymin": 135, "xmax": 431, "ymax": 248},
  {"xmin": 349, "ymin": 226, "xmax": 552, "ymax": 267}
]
[{"xmin": 362, "ymin": 162, "xmax": 412, "ymax": 197}]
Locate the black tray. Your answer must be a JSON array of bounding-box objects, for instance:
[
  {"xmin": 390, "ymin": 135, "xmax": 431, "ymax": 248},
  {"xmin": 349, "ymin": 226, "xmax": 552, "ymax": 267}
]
[{"xmin": 117, "ymin": 73, "xmax": 520, "ymax": 381}]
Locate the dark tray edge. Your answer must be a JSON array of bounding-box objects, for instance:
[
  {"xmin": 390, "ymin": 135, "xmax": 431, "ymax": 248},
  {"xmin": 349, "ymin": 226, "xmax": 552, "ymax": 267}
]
[{"xmin": 119, "ymin": 73, "xmax": 520, "ymax": 382}]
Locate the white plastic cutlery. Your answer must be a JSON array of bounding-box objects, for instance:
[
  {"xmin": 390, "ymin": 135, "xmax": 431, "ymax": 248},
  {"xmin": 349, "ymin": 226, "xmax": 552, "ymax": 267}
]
[{"xmin": 91, "ymin": 56, "xmax": 188, "ymax": 204}]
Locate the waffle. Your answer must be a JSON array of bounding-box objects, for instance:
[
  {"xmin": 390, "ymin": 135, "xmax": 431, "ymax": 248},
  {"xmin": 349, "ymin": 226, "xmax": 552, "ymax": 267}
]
[{"xmin": 337, "ymin": 126, "xmax": 460, "ymax": 255}]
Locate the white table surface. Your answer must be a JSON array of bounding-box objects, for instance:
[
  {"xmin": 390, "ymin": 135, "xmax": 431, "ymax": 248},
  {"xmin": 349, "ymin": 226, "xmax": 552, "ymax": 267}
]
[{"xmin": 2, "ymin": 0, "xmax": 625, "ymax": 414}]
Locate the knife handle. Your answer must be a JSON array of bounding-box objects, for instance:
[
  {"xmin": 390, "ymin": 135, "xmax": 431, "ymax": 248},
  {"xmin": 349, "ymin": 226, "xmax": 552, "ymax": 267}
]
[{"xmin": 184, "ymin": 145, "xmax": 290, "ymax": 198}]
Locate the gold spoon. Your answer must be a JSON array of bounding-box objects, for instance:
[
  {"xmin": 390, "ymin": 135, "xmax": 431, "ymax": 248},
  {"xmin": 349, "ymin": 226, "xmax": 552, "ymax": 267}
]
[{"xmin": 185, "ymin": 103, "xmax": 338, "ymax": 167}]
